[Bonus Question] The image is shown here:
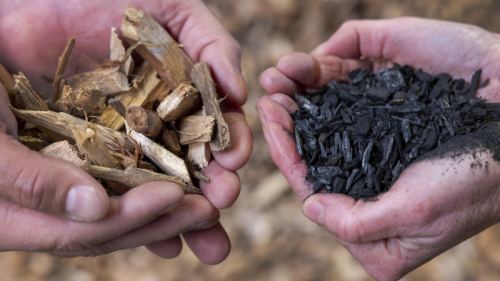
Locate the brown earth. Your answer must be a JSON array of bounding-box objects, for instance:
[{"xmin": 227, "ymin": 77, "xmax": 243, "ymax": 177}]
[{"xmin": 3, "ymin": 0, "xmax": 500, "ymax": 280}]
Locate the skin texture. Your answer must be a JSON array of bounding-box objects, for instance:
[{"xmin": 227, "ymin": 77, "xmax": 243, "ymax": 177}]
[
  {"xmin": 0, "ymin": 0, "xmax": 251, "ymax": 264},
  {"xmin": 258, "ymin": 17, "xmax": 500, "ymax": 280}
]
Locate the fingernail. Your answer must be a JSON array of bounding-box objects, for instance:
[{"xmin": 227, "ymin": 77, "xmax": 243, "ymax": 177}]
[
  {"xmin": 159, "ymin": 202, "xmax": 181, "ymax": 216},
  {"xmin": 303, "ymin": 200, "xmax": 324, "ymax": 226},
  {"xmin": 66, "ymin": 185, "xmax": 101, "ymax": 222}
]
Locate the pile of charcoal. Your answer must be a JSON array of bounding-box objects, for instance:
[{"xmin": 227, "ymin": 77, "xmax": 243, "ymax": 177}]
[{"xmin": 292, "ymin": 63, "xmax": 500, "ymax": 200}]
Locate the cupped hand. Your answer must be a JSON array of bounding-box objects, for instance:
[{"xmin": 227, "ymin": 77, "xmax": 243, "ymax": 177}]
[
  {"xmin": 258, "ymin": 17, "xmax": 500, "ymax": 280},
  {"xmin": 0, "ymin": 0, "xmax": 252, "ymax": 264}
]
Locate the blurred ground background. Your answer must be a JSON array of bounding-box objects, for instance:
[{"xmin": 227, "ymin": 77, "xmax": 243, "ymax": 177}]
[{"xmin": 3, "ymin": 0, "xmax": 500, "ymax": 280}]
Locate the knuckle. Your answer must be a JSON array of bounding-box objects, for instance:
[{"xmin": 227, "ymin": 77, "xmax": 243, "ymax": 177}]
[{"xmin": 12, "ymin": 166, "xmax": 46, "ymax": 212}]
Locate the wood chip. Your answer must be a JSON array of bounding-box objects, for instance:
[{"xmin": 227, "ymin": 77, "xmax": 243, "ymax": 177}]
[
  {"xmin": 98, "ymin": 63, "xmax": 168, "ymax": 130},
  {"xmin": 70, "ymin": 126, "xmax": 120, "ymax": 169},
  {"xmin": 13, "ymin": 72, "xmax": 48, "ymax": 111},
  {"xmin": 191, "ymin": 62, "xmax": 231, "ymax": 151},
  {"xmin": 53, "ymin": 37, "xmax": 76, "ymax": 102},
  {"xmin": 39, "ymin": 140, "xmax": 86, "ymax": 168},
  {"xmin": 66, "ymin": 66, "xmax": 130, "ymax": 96},
  {"xmin": 55, "ymin": 86, "xmax": 106, "ymax": 118},
  {"xmin": 159, "ymin": 129, "xmax": 183, "ymax": 157},
  {"xmin": 126, "ymin": 123, "xmax": 192, "ymax": 184},
  {"xmin": 125, "ymin": 106, "xmax": 163, "ymax": 138},
  {"xmin": 110, "ymin": 27, "xmax": 134, "ymax": 76},
  {"xmin": 18, "ymin": 130, "xmax": 54, "ymax": 151},
  {"xmin": 157, "ymin": 82, "xmax": 201, "ymax": 121},
  {"xmin": 177, "ymin": 115, "xmax": 215, "ymax": 145},
  {"xmin": 121, "ymin": 6, "xmax": 194, "ymax": 88}
]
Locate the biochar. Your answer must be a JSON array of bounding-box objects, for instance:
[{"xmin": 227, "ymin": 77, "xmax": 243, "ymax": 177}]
[{"xmin": 291, "ymin": 64, "xmax": 500, "ymax": 200}]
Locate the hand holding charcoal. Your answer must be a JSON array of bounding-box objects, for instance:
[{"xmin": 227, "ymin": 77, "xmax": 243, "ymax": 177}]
[
  {"xmin": 259, "ymin": 17, "xmax": 500, "ymax": 280},
  {"xmin": 0, "ymin": 0, "xmax": 252, "ymax": 264}
]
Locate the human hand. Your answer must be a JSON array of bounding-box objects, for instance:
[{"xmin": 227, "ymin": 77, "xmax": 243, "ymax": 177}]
[
  {"xmin": 258, "ymin": 17, "xmax": 500, "ymax": 280},
  {"xmin": 0, "ymin": 0, "xmax": 252, "ymax": 264}
]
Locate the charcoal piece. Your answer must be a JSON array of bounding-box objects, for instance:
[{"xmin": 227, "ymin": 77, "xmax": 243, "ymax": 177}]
[
  {"xmin": 479, "ymin": 78, "xmax": 490, "ymax": 89},
  {"xmin": 295, "ymin": 93, "xmax": 319, "ymax": 115},
  {"xmin": 324, "ymin": 92, "xmax": 339, "ymax": 108},
  {"xmin": 389, "ymin": 104, "xmax": 425, "ymax": 113},
  {"xmin": 377, "ymin": 68, "xmax": 406, "ymax": 92},
  {"xmin": 317, "ymin": 166, "xmax": 343, "ymax": 178},
  {"xmin": 394, "ymin": 131, "xmax": 404, "ymax": 162},
  {"xmin": 349, "ymin": 178, "xmax": 365, "ymax": 197},
  {"xmin": 423, "ymin": 127, "xmax": 438, "ymax": 151},
  {"xmin": 311, "ymin": 95, "xmax": 323, "ymax": 104},
  {"xmin": 471, "ymin": 106, "xmax": 487, "ymax": 118},
  {"xmin": 365, "ymin": 87, "xmax": 391, "ymax": 102},
  {"xmin": 345, "ymin": 169, "xmax": 359, "ymax": 192},
  {"xmin": 401, "ymin": 119, "xmax": 412, "ymax": 143},
  {"xmin": 349, "ymin": 69, "xmax": 371, "ymax": 84},
  {"xmin": 342, "ymin": 131, "xmax": 353, "ymax": 162},
  {"xmin": 312, "ymin": 181, "xmax": 324, "ymax": 194},
  {"xmin": 356, "ymin": 115, "xmax": 370, "ymax": 135},
  {"xmin": 468, "ymin": 69, "xmax": 482, "ymax": 96},
  {"xmin": 414, "ymin": 69, "xmax": 433, "ymax": 82},
  {"xmin": 325, "ymin": 154, "xmax": 343, "ymax": 166},
  {"xmin": 409, "ymin": 146, "xmax": 419, "ymax": 159},
  {"xmin": 361, "ymin": 142, "xmax": 373, "ymax": 172},
  {"xmin": 389, "ymin": 92, "xmax": 408, "ymax": 105},
  {"xmin": 333, "ymin": 177, "xmax": 347, "ymax": 193},
  {"xmin": 321, "ymin": 102, "xmax": 333, "ymax": 122},
  {"xmin": 358, "ymin": 188, "xmax": 377, "ymax": 199},
  {"xmin": 326, "ymin": 185, "xmax": 333, "ymax": 193},
  {"xmin": 334, "ymin": 132, "xmax": 342, "ymax": 152},
  {"xmin": 295, "ymin": 127, "xmax": 304, "ymax": 157},
  {"xmin": 339, "ymin": 89, "xmax": 361, "ymax": 104},
  {"xmin": 379, "ymin": 135, "xmax": 395, "ymax": 168},
  {"xmin": 442, "ymin": 116, "xmax": 455, "ymax": 137},
  {"xmin": 391, "ymin": 161, "xmax": 404, "ymax": 184},
  {"xmin": 365, "ymin": 164, "xmax": 376, "ymax": 189},
  {"xmin": 430, "ymin": 73, "xmax": 452, "ymax": 100},
  {"xmin": 341, "ymin": 107, "xmax": 352, "ymax": 124}
]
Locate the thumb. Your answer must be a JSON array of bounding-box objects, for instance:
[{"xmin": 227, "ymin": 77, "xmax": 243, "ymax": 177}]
[{"xmin": 0, "ymin": 133, "xmax": 109, "ymax": 222}]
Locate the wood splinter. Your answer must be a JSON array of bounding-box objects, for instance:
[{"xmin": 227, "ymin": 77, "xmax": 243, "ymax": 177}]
[
  {"xmin": 185, "ymin": 108, "xmax": 211, "ymax": 170},
  {"xmin": 109, "ymin": 27, "xmax": 134, "ymax": 76},
  {"xmin": 191, "ymin": 62, "xmax": 231, "ymax": 152},
  {"xmin": 157, "ymin": 82, "xmax": 201, "ymax": 121},
  {"xmin": 125, "ymin": 122, "xmax": 192, "ymax": 184},
  {"xmin": 53, "ymin": 37, "xmax": 76, "ymax": 102}
]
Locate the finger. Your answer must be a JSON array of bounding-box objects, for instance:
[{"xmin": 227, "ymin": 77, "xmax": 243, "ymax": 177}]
[
  {"xmin": 183, "ymin": 223, "xmax": 231, "ymax": 265},
  {"xmin": 62, "ymin": 194, "xmax": 219, "ymax": 256},
  {"xmin": 0, "ymin": 133, "xmax": 109, "ymax": 222},
  {"xmin": 162, "ymin": 0, "xmax": 247, "ymax": 107},
  {"xmin": 211, "ymin": 111, "xmax": 252, "ymax": 171},
  {"xmin": 260, "ymin": 67, "xmax": 301, "ymax": 96},
  {"xmin": 262, "ymin": 122, "xmax": 312, "ymax": 200},
  {"xmin": 200, "ymin": 161, "xmax": 240, "ymax": 209},
  {"xmin": 256, "ymin": 97, "xmax": 296, "ymax": 132},
  {"xmin": 275, "ymin": 52, "xmax": 371, "ymax": 89},
  {"xmin": 267, "ymin": 94, "xmax": 300, "ymax": 114},
  {"xmin": 146, "ymin": 236, "xmax": 183, "ymax": 259},
  {"xmin": 1, "ymin": 182, "xmax": 184, "ymax": 253}
]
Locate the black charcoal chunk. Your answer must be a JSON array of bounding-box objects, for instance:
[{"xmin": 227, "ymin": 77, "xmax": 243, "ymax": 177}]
[
  {"xmin": 401, "ymin": 119, "xmax": 412, "ymax": 143},
  {"xmin": 377, "ymin": 68, "xmax": 407, "ymax": 92},
  {"xmin": 468, "ymin": 69, "xmax": 482, "ymax": 96},
  {"xmin": 333, "ymin": 177, "xmax": 347, "ymax": 193},
  {"xmin": 295, "ymin": 93, "xmax": 319, "ymax": 115},
  {"xmin": 365, "ymin": 87, "xmax": 391, "ymax": 102}
]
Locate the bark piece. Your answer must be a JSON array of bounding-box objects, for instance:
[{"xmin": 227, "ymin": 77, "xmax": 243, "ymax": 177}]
[
  {"xmin": 121, "ymin": 6, "xmax": 194, "ymax": 88},
  {"xmin": 160, "ymin": 129, "xmax": 183, "ymax": 157},
  {"xmin": 157, "ymin": 82, "xmax": 201, "ymax": 121},
  {"xmin": 126, "ymin": 106, "xmax": 163, "ymax": 138},
  {"xmin": 98, "ymin": 63, "xmax": 169, "ymax": 130},
  {"xmin": 110, "ymin": 27, "xmax": 134, "ymax": 76},
  {"xmin": 18, "ymin": 129, "xmax": 54, "ymax": 151},
  {"xmin": 191, "ymin": 62, "xmax": 231, "ymax": 151},
  {"xmin": 40, "ymin": 141, "xmax": 86, "ymax": 168},
  {"xmin": 10, "ymin": 106, "xmax": 134, "ymax": 152},
  {"xmin": 71, "ymin": 126, "xmax": 120, "ymax": 169},
  {"xmin": 55, "ymin": 86, "xmax": 106, "ymax": 118},
  {"xmin": 13, "ymin": 72, "xmax": 48, "ymax": 111},
  {"xmin": 53, "ymin": 37, "xmax": 76, "ymax": 102},
  {"xmin": 187, "ymin": 163, "xmax": 210, "ymax": 184},
  {"xmin": 126, "ymin": 123, "xmax": 192, "ymax": 184},
  {"xmin": 177, "ymin": 115, "xmax": 215, "ymax": 145},
  {"xmin": 66, "ymin": 66, "xmax": 130, "ymax": 96},
  {"xmin": 87, "ymin": 166, "xmax": 201, "ymax": 194}
]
